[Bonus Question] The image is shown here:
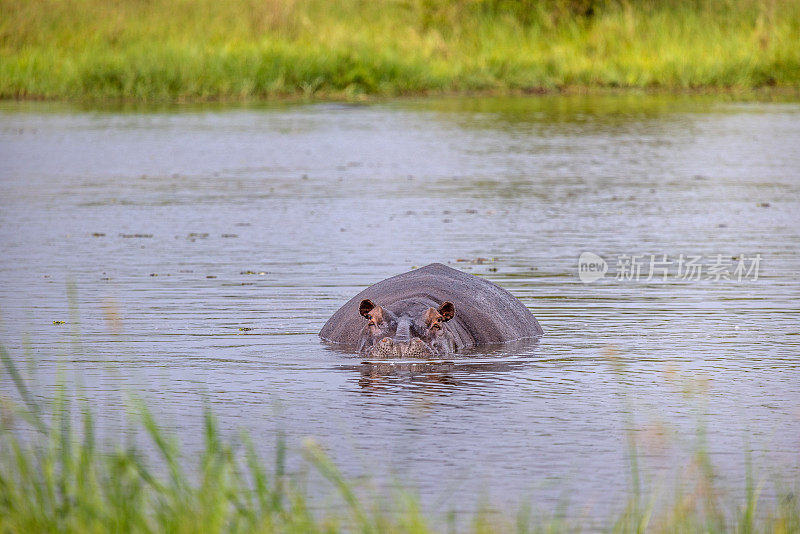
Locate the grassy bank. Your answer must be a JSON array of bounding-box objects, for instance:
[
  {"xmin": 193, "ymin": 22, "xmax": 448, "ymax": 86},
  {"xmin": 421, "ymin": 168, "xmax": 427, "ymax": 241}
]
[
  {"xmin": 1, "ymin": 0, "xmax": 799, "ymax": 101},
  {"xmin": 1, "ymin": 345, "xmax": 799, "ymax": 532}
]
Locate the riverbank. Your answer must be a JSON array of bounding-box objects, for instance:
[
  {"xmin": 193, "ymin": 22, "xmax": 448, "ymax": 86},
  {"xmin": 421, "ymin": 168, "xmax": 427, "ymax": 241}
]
[{"xmin": 2, "ymin": 0, "xmax": 799, "ymax": 102}]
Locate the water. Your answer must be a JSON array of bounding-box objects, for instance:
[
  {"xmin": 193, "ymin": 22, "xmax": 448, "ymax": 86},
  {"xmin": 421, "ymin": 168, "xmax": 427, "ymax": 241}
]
[{"xmin": 1, "ymin": 96, "xmax": 799, "ymax": 520}]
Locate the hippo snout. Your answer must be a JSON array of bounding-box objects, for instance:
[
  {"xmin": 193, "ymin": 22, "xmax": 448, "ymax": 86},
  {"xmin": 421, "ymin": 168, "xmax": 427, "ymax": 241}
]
[
  {"xmin": 365, "ymin": 337, "xmax": 434, "ymax": 359},
  {"xmin": 404, "ymin": 337, "xmax": 433, "ymax": 358}
]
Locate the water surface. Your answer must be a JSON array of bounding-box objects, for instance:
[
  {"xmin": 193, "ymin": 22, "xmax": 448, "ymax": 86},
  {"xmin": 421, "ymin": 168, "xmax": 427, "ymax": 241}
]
[{"xmin": 1, "ymin": 95, "xmax": 799, "ymax": 520}]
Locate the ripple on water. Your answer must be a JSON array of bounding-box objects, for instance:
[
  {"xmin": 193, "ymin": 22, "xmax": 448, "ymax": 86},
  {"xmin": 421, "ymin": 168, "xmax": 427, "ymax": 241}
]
[{"xmin": 0, "ymin": 96, "xmax": 799, "ymax": 519}]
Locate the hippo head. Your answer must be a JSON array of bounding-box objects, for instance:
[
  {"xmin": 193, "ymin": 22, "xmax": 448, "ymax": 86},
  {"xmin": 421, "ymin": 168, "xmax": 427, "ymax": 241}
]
[{"xmin": 357, "ymin": 299, "xmax": 455, "ymax": 359}]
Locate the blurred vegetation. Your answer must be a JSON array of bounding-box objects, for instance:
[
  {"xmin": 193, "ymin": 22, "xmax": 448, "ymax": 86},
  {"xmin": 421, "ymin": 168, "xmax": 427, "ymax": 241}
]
[
  {"xmin": 0, "ymin": 0, "xmax": 798, "ymax": 100},
  {"xmin": 2, "ymin": 342, "xmax": 800, "ymax": 532}
]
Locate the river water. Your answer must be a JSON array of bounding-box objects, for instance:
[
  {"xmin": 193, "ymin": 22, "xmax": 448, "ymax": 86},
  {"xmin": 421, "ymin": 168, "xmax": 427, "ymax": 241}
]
[{"xmin": 1, "ymin": 96, "xmax": 799, "ymax": 521}]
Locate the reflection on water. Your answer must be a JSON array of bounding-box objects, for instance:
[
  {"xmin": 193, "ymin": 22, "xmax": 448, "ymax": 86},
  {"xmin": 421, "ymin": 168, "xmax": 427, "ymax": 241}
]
[
  {"xmin": 333, "ymin": 339, "xmax": 541, "ymax": 394},
  {"xmin": 0, "ymin": 95, "xmax": 799, "ymax": 519}
]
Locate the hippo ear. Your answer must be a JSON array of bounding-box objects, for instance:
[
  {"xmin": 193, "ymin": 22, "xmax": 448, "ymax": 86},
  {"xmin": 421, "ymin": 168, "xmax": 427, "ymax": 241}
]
[
  {"xmin": 359, "ymin": 299, "xmax": 376, "ymax": 318},
  {"xmin": 438, "ymin": 301, "xmax": 454, "ymax": 322}
]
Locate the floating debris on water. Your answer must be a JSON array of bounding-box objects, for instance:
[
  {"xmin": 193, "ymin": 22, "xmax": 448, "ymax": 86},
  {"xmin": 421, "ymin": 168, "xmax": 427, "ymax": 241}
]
[
  {"xmin": 92, "ymin": 232, "xmax": 105, "ymax": 237},
  {"xmin": 455, "ymin": 257, "xmax": 494, "ymax": 264},
  {"xmin": 206, "ymin": 275, "xmax": 217, "ymax": 279},
  {"xmin": 221, "ymin": 234, "xmax": 238, "ymax": 238},
  {"xmin": 187, "ymin": 233, "xmax": 209, "ymax": 242},
  {"xmin": 52, "ymin": 320, "xmax": 65, "ymax": 325},
  {"xmin": 120, "ymin": 233, "xmax": 153, "ymax": 238}
]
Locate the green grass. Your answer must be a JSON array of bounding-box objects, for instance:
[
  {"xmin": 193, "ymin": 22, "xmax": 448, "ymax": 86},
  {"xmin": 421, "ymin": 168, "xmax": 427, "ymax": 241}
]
[
  {"xmin": 0, "ymin": 0, "xmax": 799, "ymax": 101},
  {"xmin": 1, "ymin": 344, "xmax": 799, "ymax": 533}
]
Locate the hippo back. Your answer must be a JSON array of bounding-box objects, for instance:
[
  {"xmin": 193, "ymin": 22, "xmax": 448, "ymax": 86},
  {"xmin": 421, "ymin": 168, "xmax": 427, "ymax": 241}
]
[{"xmin": 319, "ymin": 263, "xmax": 543, "ymax": 349}]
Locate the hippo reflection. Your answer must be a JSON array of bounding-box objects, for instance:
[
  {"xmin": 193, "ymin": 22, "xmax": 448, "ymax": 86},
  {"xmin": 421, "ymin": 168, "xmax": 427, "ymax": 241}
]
[{"xmin": 320, "ymin": 263, "xmax": 543, "ymax": 358}]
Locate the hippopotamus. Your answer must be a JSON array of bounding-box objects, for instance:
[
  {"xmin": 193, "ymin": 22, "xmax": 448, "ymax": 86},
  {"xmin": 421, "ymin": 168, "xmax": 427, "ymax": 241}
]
[{"xmin": 319, "ymin": 263, "xmax": 543, "ymax": 358}]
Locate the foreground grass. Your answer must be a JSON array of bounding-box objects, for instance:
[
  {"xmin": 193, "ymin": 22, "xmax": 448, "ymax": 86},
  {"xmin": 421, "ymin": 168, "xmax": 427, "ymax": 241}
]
[
  {"xmin": 1, "ymin": 345, "xmax": 799, "ymax": 533},
  {"xmin": 0, "ymin": 0, "xmax": 799, "ymax": 101}
]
